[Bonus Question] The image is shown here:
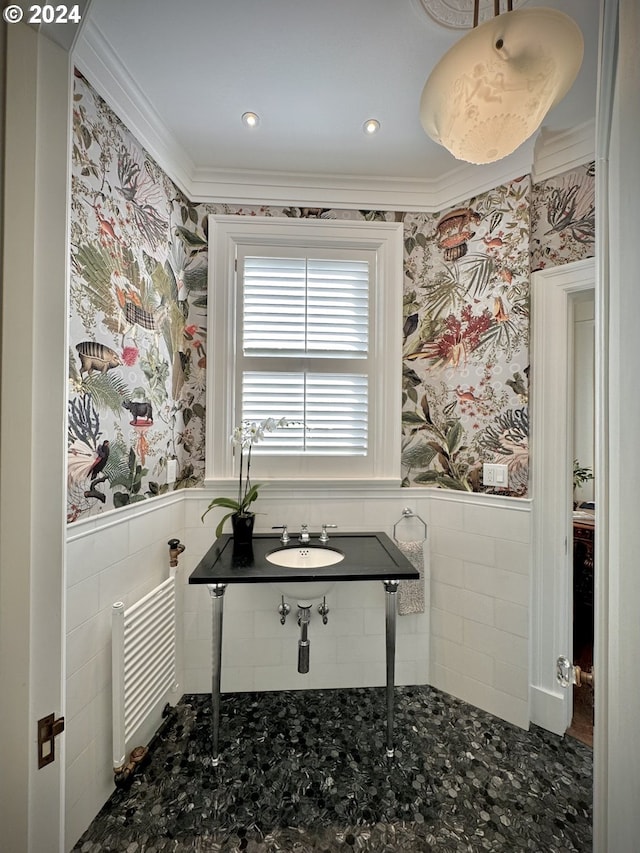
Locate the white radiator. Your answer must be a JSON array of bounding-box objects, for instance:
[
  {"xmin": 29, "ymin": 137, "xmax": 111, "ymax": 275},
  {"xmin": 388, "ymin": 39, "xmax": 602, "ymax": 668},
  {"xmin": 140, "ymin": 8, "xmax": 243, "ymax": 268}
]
[{"xmin": 112, "ymin": 571, "xmax": 177, "ymax": 770}]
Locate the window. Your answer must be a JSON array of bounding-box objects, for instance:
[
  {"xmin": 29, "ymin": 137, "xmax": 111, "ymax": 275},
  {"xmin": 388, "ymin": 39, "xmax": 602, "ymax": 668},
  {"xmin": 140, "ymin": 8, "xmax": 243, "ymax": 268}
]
[
  {"xmin": 206, "ymin": 216, "xmax": 403, "ymax": 484},
  {"xmin": 240, "ymin": 249, "xmax": 369, "ymax": 456}
]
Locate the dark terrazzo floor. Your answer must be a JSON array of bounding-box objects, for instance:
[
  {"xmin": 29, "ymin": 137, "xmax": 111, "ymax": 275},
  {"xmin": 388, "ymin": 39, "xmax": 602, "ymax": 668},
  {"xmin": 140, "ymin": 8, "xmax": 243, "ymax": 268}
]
[{"xmin": 72, "ymin": 686, "xmax": 592, "ymax": 852}]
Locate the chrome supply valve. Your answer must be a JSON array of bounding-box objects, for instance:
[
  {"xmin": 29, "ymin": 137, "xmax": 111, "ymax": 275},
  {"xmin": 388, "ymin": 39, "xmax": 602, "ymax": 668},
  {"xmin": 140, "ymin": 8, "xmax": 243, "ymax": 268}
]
[
  {"xmin": 272, "ymin": 524, "xmax": 290, "ymax": 544},
  {"xmin": 278, "ymin": 595, "xmax": 291, "ymax": 625},
  {"xmin": 318, "ymin": 596, "xmax": 330, "ymax": 625},
  {"xmin": 298, "ymin": 523, "xmax": 310, "ymax": 544},
  {"xmin": 319, "ymin": 524, "xmax": 337, "ymax": 543}
]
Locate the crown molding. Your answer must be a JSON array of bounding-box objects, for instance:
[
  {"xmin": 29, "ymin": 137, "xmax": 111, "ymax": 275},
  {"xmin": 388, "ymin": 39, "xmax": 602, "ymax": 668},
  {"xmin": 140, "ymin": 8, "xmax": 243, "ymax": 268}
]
[
  {"xmin": 532, "ymin": 119, "xmax": 596, "ymax": 183},
  {"xmin": 74, "ymin": 19, "xmax": 591, "ymax": 213},
  {"xmin": 37, "ymin": 0, "xmax": 91, "ymax": 52},
  {"xmin": 188, "ymin": 142, "xmax": 535, "ymax": 212},
  {"xmin": 73, "ymin": 18, "xmax": 195, "ymax": 198}
]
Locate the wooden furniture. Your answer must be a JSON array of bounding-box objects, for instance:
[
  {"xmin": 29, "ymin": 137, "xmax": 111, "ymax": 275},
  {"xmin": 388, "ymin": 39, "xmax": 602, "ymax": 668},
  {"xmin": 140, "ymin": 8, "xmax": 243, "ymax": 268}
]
[{"xmin": 573, "ymin": 511, "xmax": 595, "ymax": 650}]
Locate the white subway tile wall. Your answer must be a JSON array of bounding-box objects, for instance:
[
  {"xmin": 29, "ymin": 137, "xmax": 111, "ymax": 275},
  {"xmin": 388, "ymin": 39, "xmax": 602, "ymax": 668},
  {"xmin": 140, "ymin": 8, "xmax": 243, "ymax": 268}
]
[
  {"xmin": 429, "ymin": 500, "xmax": 531, "ymax": 729},
  {"xmin": 65, "ymin": 489, "xmax": 531, "ymax": 848},
  {"xmin": 64, "ymin": 497, "xmax": 186, "ymax": 851}
]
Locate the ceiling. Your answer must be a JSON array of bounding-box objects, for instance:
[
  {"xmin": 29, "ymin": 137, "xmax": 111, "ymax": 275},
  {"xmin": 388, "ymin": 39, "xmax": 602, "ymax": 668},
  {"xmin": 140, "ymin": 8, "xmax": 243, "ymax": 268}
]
[{"xmin": 78, "ymin": 0, "xmax": 599, "ymax": 190}]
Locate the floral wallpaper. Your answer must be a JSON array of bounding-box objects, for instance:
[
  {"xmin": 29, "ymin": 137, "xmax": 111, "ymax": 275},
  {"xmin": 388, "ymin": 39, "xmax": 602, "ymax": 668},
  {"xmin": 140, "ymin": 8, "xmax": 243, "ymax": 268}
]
[
  {"xmin": 68, "ymin": 71, "xmax": 207, "ymax": 522},
  {"xmin": 67, "ymin": 74, "xmax": 595, "ymax": 521},
  {"xmin": 531, "ymin": 161, "xmax": 596, "ymax": 271},
  {"xmin": 401, "ymin": 180, "xmax": 531, "ymax": 496}
]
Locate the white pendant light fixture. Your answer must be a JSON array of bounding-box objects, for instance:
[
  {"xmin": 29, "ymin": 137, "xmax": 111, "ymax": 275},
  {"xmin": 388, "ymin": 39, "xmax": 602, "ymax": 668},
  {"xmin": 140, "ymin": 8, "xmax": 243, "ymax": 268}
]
[{"xmin": 419, "ymin": 2, "xmax": 584, "ymax": 165}]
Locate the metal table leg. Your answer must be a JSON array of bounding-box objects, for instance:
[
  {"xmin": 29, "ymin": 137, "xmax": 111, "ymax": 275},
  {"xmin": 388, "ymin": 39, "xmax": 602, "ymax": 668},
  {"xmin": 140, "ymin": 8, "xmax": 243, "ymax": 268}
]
[
  {"xmin": 383, "ymin": 579, "xmax": 400, "ymax": 758},
  {"xmin": 207, "ymin": 583, "xmax": 227, "ymax": 766}
]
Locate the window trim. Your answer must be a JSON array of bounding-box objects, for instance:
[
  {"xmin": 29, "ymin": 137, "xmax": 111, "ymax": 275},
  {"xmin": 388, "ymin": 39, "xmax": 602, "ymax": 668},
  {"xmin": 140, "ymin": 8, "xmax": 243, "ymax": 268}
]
[{"xmin": 205, "ymin": 214, "xmax": 403, "ymax": 485}]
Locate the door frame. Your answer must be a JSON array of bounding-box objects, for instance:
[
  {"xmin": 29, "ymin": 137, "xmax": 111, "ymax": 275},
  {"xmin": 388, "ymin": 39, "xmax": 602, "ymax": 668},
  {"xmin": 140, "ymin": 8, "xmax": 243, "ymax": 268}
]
[
  {"xmin": 530, "ymin": 257, "xmax": 595, "ymax": 735},
  {"xmin": 0, "ymin": 23, "xmax": 73, "ymax": 852}
]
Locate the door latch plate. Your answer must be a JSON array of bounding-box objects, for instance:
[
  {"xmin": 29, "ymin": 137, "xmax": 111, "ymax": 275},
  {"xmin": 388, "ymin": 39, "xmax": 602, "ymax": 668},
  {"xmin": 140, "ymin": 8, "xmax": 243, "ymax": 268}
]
[{"xmin": 37, "ymin": 713, "xmax": 65, "ymax": 769}]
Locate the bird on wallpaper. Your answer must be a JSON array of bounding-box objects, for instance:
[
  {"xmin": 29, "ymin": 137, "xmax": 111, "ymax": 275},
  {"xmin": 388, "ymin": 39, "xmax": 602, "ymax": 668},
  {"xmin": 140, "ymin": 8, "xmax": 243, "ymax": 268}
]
[
  {"xmin": 506, "ymin": 371, "xmax": 528, "ymax": 403},
  {"xmin": 83, "ymin": 440, "xmax": 110, "ymax": 503},
  {"xmin": 455, "ymin": 387, "xmax": 483, "ymax": 404}
]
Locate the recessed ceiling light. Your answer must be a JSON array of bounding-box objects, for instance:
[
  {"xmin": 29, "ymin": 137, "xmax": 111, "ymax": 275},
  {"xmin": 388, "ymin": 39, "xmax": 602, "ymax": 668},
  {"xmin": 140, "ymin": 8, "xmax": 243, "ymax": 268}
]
[
  {"xmin": 363, "ymin": 119, "xmax": 380, "ymax": 135},
  {"xmin": 242, "ymin": 112, "xmax": 260, "ymax": 128}
]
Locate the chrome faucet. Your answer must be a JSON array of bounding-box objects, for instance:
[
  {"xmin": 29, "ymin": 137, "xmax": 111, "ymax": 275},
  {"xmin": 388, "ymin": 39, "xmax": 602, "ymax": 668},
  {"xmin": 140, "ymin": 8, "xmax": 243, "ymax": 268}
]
[
  {"xmin": 319, "ymin": 524, "xmax": 337, "ymax": 542},
  {"xmin": 272, "ymin": 525, "xmax": 290, "ymax": 544},
  {"xmin": 298, "ymin": 523, "xmax": 310, "ymax": 544}
]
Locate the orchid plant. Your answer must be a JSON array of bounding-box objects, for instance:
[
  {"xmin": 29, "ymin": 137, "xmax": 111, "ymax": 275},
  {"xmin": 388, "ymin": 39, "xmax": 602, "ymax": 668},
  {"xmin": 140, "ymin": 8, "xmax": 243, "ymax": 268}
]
[{"xmin": 202, "ymin": 417, "xmax": 288, "ymax": 537}]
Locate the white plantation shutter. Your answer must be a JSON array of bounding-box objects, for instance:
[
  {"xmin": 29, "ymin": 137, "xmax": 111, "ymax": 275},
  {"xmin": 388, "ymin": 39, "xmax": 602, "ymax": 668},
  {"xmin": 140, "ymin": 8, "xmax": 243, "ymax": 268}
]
[
  {"xmin": 242, "ymin": 372, "xmax": 368, "ymax": 454},
  {"xmin": 242, "ymin": 256, "xmax": 369, "ymax": 356},
  {"xmin": 238, "ymin": 250, "xmax": 370, "ymax": 455}
]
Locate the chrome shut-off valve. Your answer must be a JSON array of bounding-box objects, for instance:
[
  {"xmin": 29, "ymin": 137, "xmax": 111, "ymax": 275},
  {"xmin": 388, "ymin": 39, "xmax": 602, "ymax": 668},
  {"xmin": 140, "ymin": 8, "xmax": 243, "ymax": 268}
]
[
  {"xmin": 318, "ymin": 596, "xmax": 330, "ymax": 625},
  {"xmin": 278, "ymin": 596, "xmax": 291, "ymax": 625}
]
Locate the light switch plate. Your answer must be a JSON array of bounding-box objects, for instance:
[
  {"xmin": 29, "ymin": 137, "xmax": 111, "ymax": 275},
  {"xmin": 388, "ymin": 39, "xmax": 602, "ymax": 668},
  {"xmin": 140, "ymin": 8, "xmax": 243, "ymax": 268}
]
[
  {"xmin": 166, "ymin": 458, "xmax": 178, "ymax": 484},
  {"xmin": 482, "ymin": 462, "xmax": 509, "ymax": 489}
]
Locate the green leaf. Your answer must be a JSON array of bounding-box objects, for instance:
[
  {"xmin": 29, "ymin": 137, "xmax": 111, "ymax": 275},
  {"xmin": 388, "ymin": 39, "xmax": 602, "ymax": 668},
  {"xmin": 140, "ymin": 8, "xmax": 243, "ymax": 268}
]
[
  {"xmin": 402, "ymin": 411, "xmax": 426, "ymax": 426},
  {"xmin": 215, "ymin": 511, "xmax": 235, "ymax": 538},
  {"xmin": 446, "ymin": 421, "xmax": 463, "ymax": 453},
  {"xmin": 459, "ymin": 254, "xmax": 495, "ymax": 299},
  {"xmin": 421, "ymin": 395, "xmax": 433, "ymax": 425},
  {"xmin": 201, "ymin": 496, "xmax": 241, "ymax": 523},
  {"xmin": 413, "ymin": 470, "xmax": 442, "ymax": 483},
  {"xmin": 241, "ymin": 483, "xmax": 262, "ymax": 509},
  {"xmin": 184, "ymin": 266, "xmax": 208, "ymax": 291},
  {"xmin": 438, "ymin": 475, "xmax": 472, "ymax": 491},
  {"xmin": 81, "ymin": 372, "xmax": 129, "ymax": 415},
  {"xmin": 402, "ymin": 364, "xmax": 422, "ymax": 387},
  {"xmin": 175, "ymin": 225, "xmax": 207, "ymax": 249},
  {"xmin": 402, "ymin": 442, "xmax": 438, "ymax": 469}
]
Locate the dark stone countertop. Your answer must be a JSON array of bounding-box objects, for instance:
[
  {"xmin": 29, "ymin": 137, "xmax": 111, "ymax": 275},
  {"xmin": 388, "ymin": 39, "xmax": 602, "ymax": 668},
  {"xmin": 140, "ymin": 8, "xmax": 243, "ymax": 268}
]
[{"xmin": 188, "ymin": 532, "xmax": 420, "ymax": 585}]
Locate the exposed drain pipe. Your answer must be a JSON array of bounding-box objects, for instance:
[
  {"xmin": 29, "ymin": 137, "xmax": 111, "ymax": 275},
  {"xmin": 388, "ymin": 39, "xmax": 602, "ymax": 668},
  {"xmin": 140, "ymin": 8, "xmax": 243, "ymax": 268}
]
[
  {"xmin": 279, "ymin": 596, "xmax": 330, "ymax": 673},
  {"xmin": 297, "ymin": 605, "xmax": 311, "ymax": 673}
]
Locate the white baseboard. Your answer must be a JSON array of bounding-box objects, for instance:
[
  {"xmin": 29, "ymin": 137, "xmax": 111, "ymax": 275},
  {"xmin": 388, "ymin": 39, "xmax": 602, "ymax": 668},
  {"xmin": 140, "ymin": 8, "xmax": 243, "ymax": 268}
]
[{"xmin": 530, "ymin": 685, "xmax": 570, "ymax": 736}]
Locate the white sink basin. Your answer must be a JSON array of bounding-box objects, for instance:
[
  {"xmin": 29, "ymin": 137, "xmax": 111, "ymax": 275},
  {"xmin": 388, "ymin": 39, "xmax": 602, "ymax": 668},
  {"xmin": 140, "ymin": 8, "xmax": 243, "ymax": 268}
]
[
  {"xmin": 267, "ymin": 545, "xmax": 343, "ymax": 602},
  {"xmin": 266, "ymin": 546, "xmax": 344, "ymax": 569}
]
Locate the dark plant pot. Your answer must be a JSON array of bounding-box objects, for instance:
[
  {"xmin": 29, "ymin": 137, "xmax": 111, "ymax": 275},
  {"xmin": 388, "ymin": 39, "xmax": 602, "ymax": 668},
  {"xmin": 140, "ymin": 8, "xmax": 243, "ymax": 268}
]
[{"xmin": 231, "ymin": 512, "xmax": 255, "ymax": 547}]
